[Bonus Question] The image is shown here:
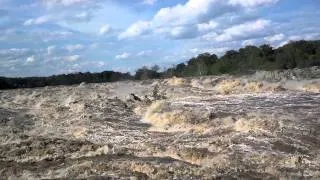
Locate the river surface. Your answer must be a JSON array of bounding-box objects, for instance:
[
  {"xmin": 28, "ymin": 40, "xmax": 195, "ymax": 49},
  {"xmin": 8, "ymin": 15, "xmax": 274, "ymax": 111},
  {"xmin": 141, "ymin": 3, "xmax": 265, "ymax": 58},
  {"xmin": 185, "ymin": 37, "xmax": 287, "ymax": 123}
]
[{"xmin": 0, "ymin": 77, "xmax": 319, "ymax": 179}]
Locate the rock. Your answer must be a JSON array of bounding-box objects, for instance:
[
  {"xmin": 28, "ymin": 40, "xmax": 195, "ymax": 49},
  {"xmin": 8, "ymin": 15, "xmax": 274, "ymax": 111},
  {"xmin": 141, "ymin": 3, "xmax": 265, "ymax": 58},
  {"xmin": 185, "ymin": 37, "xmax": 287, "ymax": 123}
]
[{"xmin": 130, "ymin": 93, "xmax": 142, "ymax": 102}]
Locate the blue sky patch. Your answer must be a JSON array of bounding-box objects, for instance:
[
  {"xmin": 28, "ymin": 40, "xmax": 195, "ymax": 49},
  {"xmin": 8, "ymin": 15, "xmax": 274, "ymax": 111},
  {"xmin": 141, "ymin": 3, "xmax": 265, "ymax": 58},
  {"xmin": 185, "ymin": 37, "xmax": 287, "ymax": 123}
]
[{"xmin": 0, "ymin": 0, "xmax": 319, "ymax": 77}]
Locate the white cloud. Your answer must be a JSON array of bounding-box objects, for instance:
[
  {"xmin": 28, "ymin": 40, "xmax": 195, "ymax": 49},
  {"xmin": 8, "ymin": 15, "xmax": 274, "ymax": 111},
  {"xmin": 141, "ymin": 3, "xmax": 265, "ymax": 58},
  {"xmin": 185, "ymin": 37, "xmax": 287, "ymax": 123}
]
[
  {"xmin": 99, "ymin": 24, "xmax": 112, "ymax": 35},
  {"xmin": 154, "ymin": 25, "xmax": 200, "ymax": 39},
  {"xmin": 118, "ymin": 21, "xmax": 151, "ymax": 39},
  {"xmin": 264, "ymin": 33, "xmax": 285, "ymax": 42},
  {"xmin": 153, "ymin": 0, "xmax": 218, "ymax": 26},
  {"xmin": 0, "ymin": 48, "xmax": 33, "ymax": 68},
  {"xmin": 189, "ymin": 47, "xmax": 229, "ymax": 56},
  {"xmin": 275, "ymin": 33, "xmax": 320, "ymax": 48},
  {"xmin": 137, "ymin": 50, "xmax": 152, "ymax": 56},
  {"xmin": 201, "ymin": 32, "xmax": 218, "ymax": 41},
  {"xmin": 64, "ymin": 55, "xmax": 81, "ymax": 62},
  {"xmin": 26, "ymin": 55, "xmax": 35, "ymax": 63},
  {"xmin": 168, "ymin": 26, "xmax": 198, "ymax": 39},
  {"xmin": 42, "ymin": 0, "xmax": 92, "ymax": 7},
  {"xmin": 73, "ymin": 11, "xmax": 92, "ymax": 21},
  {"xmin": 304, "ymin": 33, "xmax": 320, "ymax": 40},
  {"xmin": 120, "ymin": 0, "xmax": 220, "ymax": 39},
  {"xmin": 96, "ymin": 61, "xmax": 105, "ymax": 67},
  {"xmin": 24, "ymin": 11, "xmax": 93, "ymax": 26},
  {"xmin": 197, "ymin": 20, "xmax": 218, "ymax": 32},
  {"xmin": 115, "ymin": 52, "xmax": 131, "ymax": 59},
  {"xmin": 65, "ymin": 44, "xmax": 85, "ymax": 52},
  {"xmin": 142, "ymin": 0, "xmax": 157, "ymax": 5},
  {"xmin": 89, "ymin": 43, "xmax": 99, "ymax": 49},
  {"xmin": 288, "ymin": 33, "xmax": 320, "ymax": 41},
  {"xmin": 153, "ymin": 0, "xmax": 273, "ymax": 25},
  {"xmin": 276, "ymin": 40, "xmax": 289, "ymax": 48},
  {"xmin": 45, "ymin": 31, "xmax": 73, "ymax": 40},
  {"xmin": 189, "ymin": 48, "xmax": 200, "ymax": 53},
  {"xmin": 215, "ymin": 19, "xmax": 271, "ymax": 42},
  {"xmin": 0, "ymin": 48, "xmax": 30, "ymax": 55},
  {"xmin": 228, "ymin": 0, "xmax": 279, "ymax": 8},
  {"xmin": 47, "ymin": 45, "xmax": 56, "ymax": 55},
  {"xmin": 120, "ymin": 0, "xmax": 278, "ymax": 40},
  {"xmin": 242, "ymin": 39, "xmax": 255, "ymax": 46},
  {"xmin": 69, "ymin": 60, "xmax": 106, "ymax": 71},
  {"xmin": 23, "ymin": 15, "xmax": 52, "ymax": 26}
]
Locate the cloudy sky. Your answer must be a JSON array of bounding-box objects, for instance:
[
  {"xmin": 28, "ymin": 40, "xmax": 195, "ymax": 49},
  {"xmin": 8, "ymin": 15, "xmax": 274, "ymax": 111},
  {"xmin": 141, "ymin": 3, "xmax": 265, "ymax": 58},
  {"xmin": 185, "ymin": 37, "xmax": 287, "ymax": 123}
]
[{"xmin": 0, "ymin": 0, "xmax": 319, "ymax": 77}]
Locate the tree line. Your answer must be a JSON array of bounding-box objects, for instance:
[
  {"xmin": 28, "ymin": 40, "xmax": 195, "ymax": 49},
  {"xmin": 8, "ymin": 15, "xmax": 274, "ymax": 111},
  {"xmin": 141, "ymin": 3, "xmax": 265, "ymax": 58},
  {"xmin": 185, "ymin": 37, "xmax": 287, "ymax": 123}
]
[
  {"xmin": 0, "ymin": 71, "xmax": 132, "ymax": 89},
  {"xmin": 1, "ymin": 40, "xmax": 320, "ymax": 89}
]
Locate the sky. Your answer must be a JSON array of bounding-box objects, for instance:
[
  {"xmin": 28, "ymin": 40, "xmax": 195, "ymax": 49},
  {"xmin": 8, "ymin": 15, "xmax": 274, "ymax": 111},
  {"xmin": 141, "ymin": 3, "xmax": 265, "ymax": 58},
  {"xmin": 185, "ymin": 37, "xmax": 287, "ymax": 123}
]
[{"xmin": 0, "ymin": 0, "xmax": 319, "ymax": 77}]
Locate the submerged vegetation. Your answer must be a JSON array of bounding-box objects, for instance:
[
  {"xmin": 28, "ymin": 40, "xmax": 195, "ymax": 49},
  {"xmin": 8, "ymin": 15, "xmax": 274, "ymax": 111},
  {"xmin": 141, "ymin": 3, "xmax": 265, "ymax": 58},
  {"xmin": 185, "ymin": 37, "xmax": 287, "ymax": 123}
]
[{"xmin": 1, "ymin": 40, "xmax": 320, "ymax": 89}]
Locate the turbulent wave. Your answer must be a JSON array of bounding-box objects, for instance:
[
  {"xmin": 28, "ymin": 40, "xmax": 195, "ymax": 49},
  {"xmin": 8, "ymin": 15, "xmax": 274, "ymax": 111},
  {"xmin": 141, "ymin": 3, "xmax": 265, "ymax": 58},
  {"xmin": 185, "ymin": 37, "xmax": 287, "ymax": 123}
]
[{"xmin": 0, "ymin": 72, "xmax": 320, "ymax": 179}]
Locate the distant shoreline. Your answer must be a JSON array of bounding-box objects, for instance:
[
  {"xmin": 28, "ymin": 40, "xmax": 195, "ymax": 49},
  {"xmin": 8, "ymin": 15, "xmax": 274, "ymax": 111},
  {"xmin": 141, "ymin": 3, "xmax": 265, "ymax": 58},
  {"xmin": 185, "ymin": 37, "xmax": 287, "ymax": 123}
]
[{"xmin": 1, "ymin": 40, "xmax": 320, "ymax": 90}]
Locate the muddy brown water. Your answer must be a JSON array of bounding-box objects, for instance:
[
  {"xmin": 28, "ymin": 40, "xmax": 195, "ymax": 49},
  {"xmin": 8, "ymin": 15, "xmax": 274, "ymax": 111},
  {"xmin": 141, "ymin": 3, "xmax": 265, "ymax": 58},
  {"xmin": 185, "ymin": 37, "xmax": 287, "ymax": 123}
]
[{"xmin": 0, "ymin": 78, "xmax": 319, "ymax": 179}]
